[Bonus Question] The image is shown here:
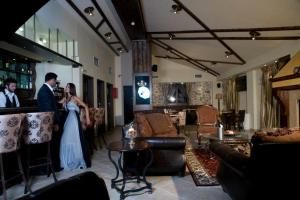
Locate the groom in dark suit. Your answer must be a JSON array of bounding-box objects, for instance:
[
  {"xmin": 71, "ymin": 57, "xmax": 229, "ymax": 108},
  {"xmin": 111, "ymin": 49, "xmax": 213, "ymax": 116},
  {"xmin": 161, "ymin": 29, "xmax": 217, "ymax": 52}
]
[{"xmin": 37, "ymin": 72, "xmax": 62, "ymax": 171}]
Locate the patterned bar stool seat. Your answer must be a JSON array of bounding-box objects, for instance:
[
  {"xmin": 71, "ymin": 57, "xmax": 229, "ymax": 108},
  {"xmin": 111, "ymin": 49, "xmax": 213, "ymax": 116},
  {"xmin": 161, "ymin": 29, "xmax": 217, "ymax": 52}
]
[
  {"xmin": 0, "ymin": 114, "xmax": 29, "ymax": 200},
  {"xmin": 22, "ymin": 112, "xmax": 57, "ymax": 192}
]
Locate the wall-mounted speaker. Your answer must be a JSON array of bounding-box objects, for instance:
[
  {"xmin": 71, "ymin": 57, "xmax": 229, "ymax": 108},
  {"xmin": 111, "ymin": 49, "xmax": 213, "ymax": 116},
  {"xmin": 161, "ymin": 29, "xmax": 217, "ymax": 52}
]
[
  {"xmin": 217, "ymin": 82, "xmax": 221, "ymax": 88},
  {"xmin": 152, "ymin": 64, "xmax": 158, "ymax": 72}
]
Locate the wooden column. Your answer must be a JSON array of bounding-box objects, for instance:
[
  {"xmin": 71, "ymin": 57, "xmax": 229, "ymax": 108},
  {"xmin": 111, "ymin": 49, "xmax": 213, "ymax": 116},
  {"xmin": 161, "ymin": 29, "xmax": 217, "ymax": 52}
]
[{"xmin": 132, "ymin": 40, "xmax": 152, "ymax": 111}]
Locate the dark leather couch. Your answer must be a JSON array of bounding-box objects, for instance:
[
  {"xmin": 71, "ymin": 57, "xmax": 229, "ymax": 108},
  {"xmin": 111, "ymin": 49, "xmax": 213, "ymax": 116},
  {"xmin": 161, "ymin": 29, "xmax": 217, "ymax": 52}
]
[
  {"xmin": 17, "ymin": 171, "xmax": 110, "ymax": 200},
  {"xmin": 210, "ymin": 138, "xmax": 300, "ymax": 200}
]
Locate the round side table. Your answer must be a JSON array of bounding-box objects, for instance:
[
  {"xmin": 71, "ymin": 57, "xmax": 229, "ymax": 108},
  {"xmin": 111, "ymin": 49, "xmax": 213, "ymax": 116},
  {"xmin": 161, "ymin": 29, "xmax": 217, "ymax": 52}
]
[{"xmin": 107, "ymin": 139, "xmax": 153, "ymax": 200}]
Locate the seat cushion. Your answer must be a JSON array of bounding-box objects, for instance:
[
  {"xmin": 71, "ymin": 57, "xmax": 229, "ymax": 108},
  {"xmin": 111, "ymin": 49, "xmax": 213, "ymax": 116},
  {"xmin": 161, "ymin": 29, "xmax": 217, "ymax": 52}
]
[
  {"xmin": 253, "ymin": 128, "xmax": 300, "ymax": 143},
  {"xmin": 145, "ymin": 113, "xmax": 177, "ymax": 136}
]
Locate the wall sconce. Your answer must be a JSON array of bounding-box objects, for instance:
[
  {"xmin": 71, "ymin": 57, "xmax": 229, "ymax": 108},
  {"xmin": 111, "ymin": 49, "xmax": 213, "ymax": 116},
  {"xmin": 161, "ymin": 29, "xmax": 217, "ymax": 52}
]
[{"xmin": 84, "ymin": 6, "xmax": 94, "ymax": 16}]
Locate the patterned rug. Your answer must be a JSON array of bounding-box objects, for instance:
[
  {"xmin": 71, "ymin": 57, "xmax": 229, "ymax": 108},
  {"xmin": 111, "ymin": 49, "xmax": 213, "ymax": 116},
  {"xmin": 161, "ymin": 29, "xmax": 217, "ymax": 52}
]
[{"xmin": 185, "ymin": 147, "xmax": 219, "ymax": 186}]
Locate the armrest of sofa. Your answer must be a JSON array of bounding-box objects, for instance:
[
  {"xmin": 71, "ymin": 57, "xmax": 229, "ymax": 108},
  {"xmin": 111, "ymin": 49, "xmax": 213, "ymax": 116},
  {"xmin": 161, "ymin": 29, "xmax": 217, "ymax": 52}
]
[
  {"xmin": 210, "ymin": 142, "xmax": 250, "ymax": 177},
  {"xmin": 136, "ymin": 137, "xmax": 186, "ymax": 150},
  {"xmin": 17, "ymin": 172, "xmax": 110, "ymax": 200}
]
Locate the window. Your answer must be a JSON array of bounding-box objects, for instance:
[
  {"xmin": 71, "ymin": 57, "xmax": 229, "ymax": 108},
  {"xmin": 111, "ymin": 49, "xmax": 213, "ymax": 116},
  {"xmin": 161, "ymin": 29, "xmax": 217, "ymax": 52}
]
[{"xmin": 167, "ymin": 83, "xmax": 188, "ymax": 104}]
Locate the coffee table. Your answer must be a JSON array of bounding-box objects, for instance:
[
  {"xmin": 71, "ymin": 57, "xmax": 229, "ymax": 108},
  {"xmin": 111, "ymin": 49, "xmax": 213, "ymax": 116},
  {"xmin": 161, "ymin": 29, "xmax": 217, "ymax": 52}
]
[{"xmin": 107, "ymin": 139, "xmax": 153, "ymax": 200}]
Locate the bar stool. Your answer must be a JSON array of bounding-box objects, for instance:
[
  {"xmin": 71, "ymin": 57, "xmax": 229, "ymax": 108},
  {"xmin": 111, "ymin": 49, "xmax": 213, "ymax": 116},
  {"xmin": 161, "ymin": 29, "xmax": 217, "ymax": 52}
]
[
  {"xmin": 0, "ymin": 114, "xmax": 29, "ymax": 200},
  {"xmin": 94, "ymin": 107, "xmax": 106, "ymax": 148},
  {"xmin": 22, "ymin": 112, "xmax": 57, "ymax": 192}
]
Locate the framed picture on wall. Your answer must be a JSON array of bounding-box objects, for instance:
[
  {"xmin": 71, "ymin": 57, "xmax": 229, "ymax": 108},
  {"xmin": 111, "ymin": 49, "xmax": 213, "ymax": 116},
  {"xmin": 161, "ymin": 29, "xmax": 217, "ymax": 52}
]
[{"xmin": 134, "ymin": 74, "xmax": 151, "ymax": 105}]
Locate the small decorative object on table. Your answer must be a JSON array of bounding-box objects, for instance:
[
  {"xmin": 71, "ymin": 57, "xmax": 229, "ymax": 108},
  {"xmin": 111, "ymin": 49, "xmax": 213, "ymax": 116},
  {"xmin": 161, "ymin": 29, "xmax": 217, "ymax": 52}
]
[{"xmin": 128, "ymin": 125, "xmax": 137, "ymax": 147}]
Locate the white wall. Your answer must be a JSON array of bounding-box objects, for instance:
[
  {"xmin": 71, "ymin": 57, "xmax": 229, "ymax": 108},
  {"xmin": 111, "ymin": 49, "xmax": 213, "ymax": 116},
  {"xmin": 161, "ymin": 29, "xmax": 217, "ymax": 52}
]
[
  {"xmin": 114, "ymin": 56, "xmax": 123, "ymax": 125},
  {"xmin": 35, "ymin": 62, "xmax": 74, "ymax": 98},
  {"xmin": 152, "ymin": 57, "xmax": 222, "ymax": 109},
  {"xmin": 36, "ymin": 0, "xmax": 117, "ymax": 126}
]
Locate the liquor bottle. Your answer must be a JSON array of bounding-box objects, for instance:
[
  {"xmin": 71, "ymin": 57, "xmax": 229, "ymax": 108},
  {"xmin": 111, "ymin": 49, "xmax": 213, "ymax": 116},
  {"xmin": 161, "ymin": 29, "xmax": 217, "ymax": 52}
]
[{"xmin": 216, "ymin": 120, "xmax": 224, "ymax": 140}]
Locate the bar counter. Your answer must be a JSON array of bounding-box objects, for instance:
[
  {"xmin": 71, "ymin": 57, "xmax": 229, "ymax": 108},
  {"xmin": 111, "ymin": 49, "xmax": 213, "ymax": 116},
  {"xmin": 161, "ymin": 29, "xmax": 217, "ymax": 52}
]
[{"xmin": 0, "ymin": 107, "xmax": 39, "ymax": 115}]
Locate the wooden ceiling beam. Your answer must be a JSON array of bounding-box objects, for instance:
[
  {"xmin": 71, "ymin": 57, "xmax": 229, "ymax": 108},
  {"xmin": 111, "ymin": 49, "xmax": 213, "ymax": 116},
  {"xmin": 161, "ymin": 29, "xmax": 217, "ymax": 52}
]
[
  {"xmin": 152, "ymin": 36, "xmax": 300, "ymax": 40},
  {"xmin": 95, "ymin": 19, "xmax": 105, "ymax": 30},
  {"xmin": 155, "ymin": 55, "xmax": 243, "ymax": 65},
  {"xmin": 91, "ymin": 0, "xmax": 128, "ymax": 52},
  {"xmin": 173, "ymin": 0, "xmax": 246, "ymax": 64},
  {"xmin": 152, "ymin": 39, "xmax": 219, "ymax": 76},
  {"xmin": 148, "ymin": 26, "xmax": 300, "ymax": 34},
  {"xmin": 66, "ymin": 0, "xmax": 119, "ymax": 56}
]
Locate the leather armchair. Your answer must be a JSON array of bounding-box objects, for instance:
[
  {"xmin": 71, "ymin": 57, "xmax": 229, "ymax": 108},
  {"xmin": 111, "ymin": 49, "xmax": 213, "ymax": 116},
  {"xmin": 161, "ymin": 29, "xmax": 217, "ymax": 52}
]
[
  {"xmin": 210, "ymin": 137, "xmax": 300, "ymax": 200},
  {"xmin": 196, "ymin": 105, "xmax": 218, "ymax": 144}
]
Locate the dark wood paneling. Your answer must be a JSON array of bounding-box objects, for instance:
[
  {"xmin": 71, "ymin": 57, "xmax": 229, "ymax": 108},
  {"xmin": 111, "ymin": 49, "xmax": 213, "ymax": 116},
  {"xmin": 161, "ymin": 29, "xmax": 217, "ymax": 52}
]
[{"xmin": 132, "ymin": 40, "xmax": 151, "ymax": 73}]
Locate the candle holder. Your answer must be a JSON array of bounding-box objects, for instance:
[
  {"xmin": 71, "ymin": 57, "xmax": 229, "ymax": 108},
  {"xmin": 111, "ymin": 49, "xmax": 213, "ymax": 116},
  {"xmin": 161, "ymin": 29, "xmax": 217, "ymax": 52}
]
[{"xmin": 128, "ymin": 126, "xmax": 137, "ymax": 147}]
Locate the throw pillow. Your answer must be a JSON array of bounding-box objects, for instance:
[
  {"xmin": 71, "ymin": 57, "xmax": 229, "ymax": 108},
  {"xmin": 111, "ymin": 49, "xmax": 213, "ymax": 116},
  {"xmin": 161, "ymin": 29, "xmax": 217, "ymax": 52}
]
[
  {"xmin": 135, "ymin": 113, "xmax": 153, "ymax": 137},
  {"xmin": 145, "ymin": 113, "xmax": 176, "ymax": 135},
  {"xmin": 253, "ymin": 128, "xmax": 300, "ymax": 143}
]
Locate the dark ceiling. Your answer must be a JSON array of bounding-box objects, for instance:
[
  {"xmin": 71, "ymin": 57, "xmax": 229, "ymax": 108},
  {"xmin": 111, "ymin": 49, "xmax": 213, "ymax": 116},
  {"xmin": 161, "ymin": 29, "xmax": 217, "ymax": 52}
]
[{"xmin": 0, "ymin": 0, "xmax": 49, "ymax": 40}]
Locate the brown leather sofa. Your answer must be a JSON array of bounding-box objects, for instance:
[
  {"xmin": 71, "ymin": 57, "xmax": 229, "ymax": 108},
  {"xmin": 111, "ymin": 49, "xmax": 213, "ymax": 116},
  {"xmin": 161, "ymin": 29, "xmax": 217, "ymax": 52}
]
[
  {"xmin": 210, "ymin": 128, "xmax": 300, "ymax": 200},
  {"xmin": 123, "ymin": 112, "xmax": 186, "ymax": 176}
]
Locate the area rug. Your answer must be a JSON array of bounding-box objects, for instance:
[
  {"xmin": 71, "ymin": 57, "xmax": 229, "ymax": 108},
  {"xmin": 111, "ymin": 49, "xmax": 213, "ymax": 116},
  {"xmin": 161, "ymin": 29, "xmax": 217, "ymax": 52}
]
[{"xmin": 185, "ymin": 148, "xmax": 219, "ymax": 186}]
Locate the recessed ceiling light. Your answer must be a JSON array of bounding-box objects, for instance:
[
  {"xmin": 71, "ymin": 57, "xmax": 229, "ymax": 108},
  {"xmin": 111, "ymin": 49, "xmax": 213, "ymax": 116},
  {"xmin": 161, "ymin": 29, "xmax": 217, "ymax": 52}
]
[
  {"xmin": 39, "ymin": 37, "xmax": 47, "ymax": 44},
  {"xmin": 84, "ymin": 6, "xmax": 94, "ymax": 16},
  {"xmin": 117, "ymin": 47, "xmax": 124, "ymax": 53},
  {"xmin": 130, "ymin": 21, "xmax": 135, "ymax": 26},
  {"xmin": 171, "ymin": 4, "xmax": 182, "ymax": 14},
  {"xmin": 264, "ymin": 64, "xmax": 267, "ymax": 67},
  {"xmin": 249, "ymin": 30, "xmax": 260, "ymax": 40},
  {"xmin": 104, "ymin": 32, "xmax": 112, "ymax": 40},
  {"xmin": 275, "ymin": 60, "xmax": 278, "ymax": 63},
  {"xmin": 168, "ymin": 33, "xmax": 175, "ymax": 40},
  {"xmin": 225, "ymin": 51, "xmax": 232, "ymax": 58}
]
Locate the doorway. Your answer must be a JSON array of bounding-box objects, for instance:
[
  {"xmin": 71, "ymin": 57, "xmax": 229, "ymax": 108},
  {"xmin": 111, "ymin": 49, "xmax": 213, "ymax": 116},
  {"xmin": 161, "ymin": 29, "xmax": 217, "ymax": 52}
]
[
  {"xmin": 82, "ymin": 74, "xmax": 94, "ymax": 107},
  {"xmin": 106, "ymin": 83, "xmax": 114, "ymax": 130},
  {"xmin": 123, "ymin": 85, "xmax": 134, "ymax": 124}
]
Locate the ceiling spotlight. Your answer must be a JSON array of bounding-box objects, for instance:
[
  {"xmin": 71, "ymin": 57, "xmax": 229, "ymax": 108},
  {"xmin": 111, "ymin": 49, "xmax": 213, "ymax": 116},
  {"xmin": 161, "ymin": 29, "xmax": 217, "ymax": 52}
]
[
  {"xmin": 249, "ymin": 30, "xmax": 260, "ymax": 40},
  {"xmin": 168, "ymin": 33, "xmax": 175, "ymax": 40},
  {"xmin": 167, "ymin": 48, "xmax": 172, "ymax": 53},
  {"xmin": 225, "ymin": 51, "xmax": 232, "ymax": 58},
  {"xmin": 84, "ymin": 6, "xmax": 94, "ymax": 16},
  {"xmin": 117, "ymin": 47, "xmax": 124, "ymax": 53},
  {"xmin": 275, "ymin": 60, "xmax": 278, "ymax": 63},
  {"xmin": 171, "ymin": 4, "xmax": 182, "ymax": 14},
  {"xmin": 39, "ymin": 37, "xmax": 47, "ymax": 44},
  {"xmin": 104, "ymin": 32, "xmax": 112, "ymax": 40},
  {"xmin": 130, "ymin": 21, "xmax": 135, "ymax": 26}
]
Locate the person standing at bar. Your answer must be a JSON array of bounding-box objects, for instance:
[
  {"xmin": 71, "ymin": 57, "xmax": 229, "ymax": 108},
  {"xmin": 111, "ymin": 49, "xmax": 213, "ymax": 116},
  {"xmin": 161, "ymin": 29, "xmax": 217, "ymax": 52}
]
[
  {"xmin": 0, "ymin": 77, "xmax": 20, "ymax": 108},
  {"xmin": 37, "ymin": 72, "xmax": 62, "ymax": 171}
]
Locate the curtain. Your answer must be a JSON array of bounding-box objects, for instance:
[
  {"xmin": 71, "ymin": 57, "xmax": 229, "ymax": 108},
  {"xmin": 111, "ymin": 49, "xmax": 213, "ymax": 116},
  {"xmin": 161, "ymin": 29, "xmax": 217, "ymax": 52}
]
[
  {"xmin": 185, "ymin": 82, "xmax": 193, "ymax": 105},
  {"xmin": 260, "ymin": 65, "xmax": 281, "ymax": 128},
  {"xmin": 223, "ymin": 77, "xmax": 239, "ymax": 112},
  {"xmin": 161, "ymin": 83, "xmax": 170, "ymax": 106}
]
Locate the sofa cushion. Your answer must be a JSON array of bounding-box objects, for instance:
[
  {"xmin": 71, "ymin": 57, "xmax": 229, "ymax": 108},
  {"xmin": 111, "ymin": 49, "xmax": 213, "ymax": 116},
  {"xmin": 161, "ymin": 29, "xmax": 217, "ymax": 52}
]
[
  {"xmin": 253, "ymin": 128, "xmax": 300, "ymax": 143},
  {"xmin": 145, "ymin": 113, "xmax": 177, "ymax": 136},
  {"xmin": 135, "ymin": 113, "xmax": 153, "ymax": 137}
]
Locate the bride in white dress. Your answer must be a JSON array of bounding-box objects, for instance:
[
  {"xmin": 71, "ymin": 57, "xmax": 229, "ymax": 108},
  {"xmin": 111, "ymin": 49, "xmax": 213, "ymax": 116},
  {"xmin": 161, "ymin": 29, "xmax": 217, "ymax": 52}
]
[{"xmin": 59, "ymin": 83, "xmax": 91, "ymax": 170}]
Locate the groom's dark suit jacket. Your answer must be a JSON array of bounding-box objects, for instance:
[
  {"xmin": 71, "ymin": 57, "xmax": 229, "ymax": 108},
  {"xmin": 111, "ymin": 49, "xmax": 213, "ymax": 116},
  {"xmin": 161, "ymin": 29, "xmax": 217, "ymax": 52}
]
[
  {"xmin": 37, "ymin": 83, "xmax": 59, "ymax": 124},
  {"xmin": 37, "ymin": 83, "xmax": 63, "ymax": 171}
]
